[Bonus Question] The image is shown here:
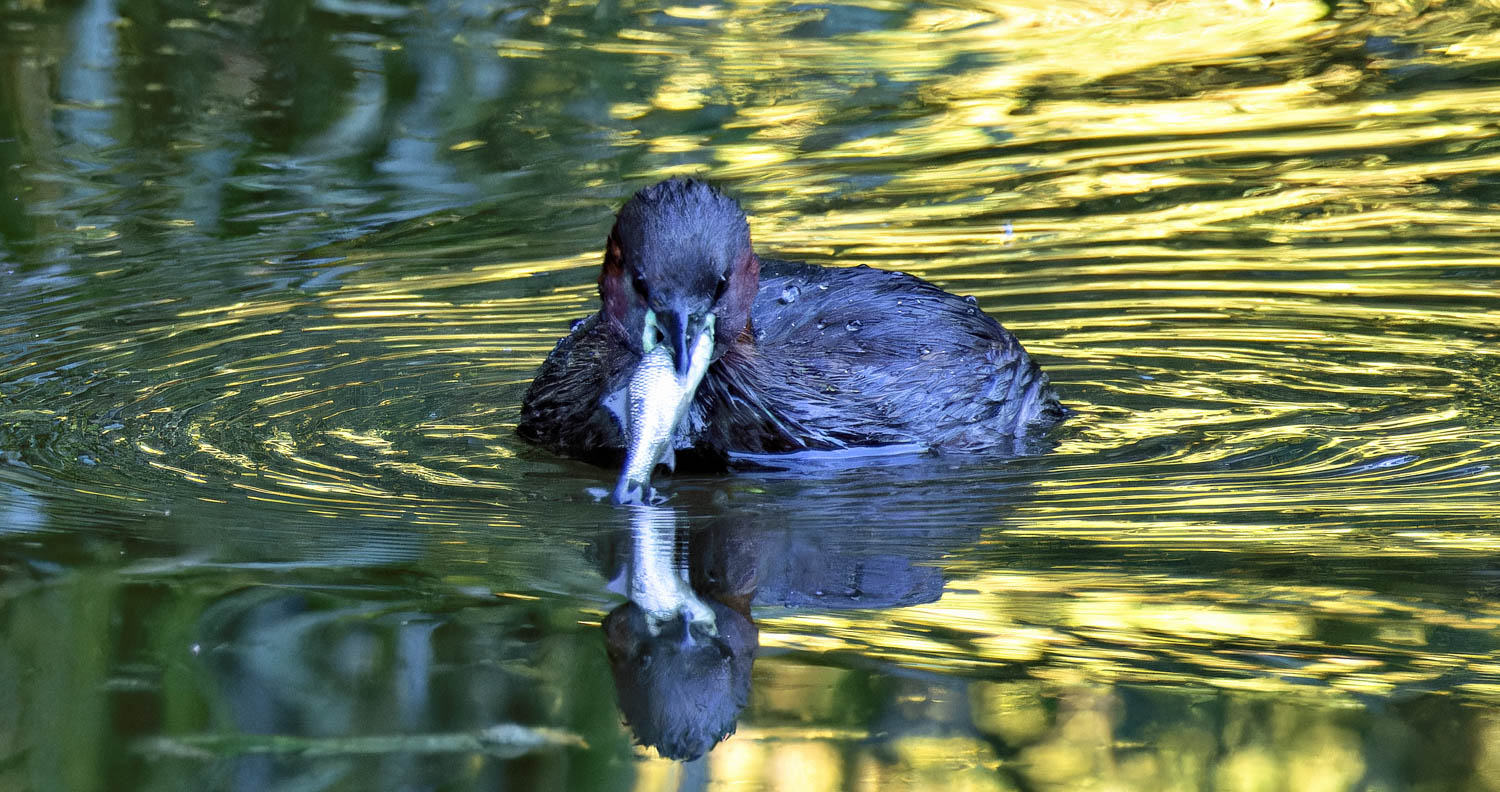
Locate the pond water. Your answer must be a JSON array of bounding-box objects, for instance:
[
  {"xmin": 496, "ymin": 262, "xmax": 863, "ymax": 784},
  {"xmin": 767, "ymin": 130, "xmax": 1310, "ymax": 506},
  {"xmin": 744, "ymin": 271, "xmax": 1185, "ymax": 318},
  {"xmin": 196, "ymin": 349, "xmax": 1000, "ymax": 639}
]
[{"xmin": 3, "ymin": 0, "xmax": 1500, "ymax": 788}]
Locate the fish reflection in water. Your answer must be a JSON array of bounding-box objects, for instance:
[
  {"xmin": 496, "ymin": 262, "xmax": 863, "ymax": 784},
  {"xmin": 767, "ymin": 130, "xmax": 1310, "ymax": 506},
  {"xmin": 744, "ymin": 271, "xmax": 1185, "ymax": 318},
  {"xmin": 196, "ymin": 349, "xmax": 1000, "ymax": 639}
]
[
  {"xmin": 597, "ymin": 498, "xmax": 980, "ymax": 761},
  {"xmin": 182, "ymin": 466, "xmax": 1022, "ymax": 775},
  {"xmin": 601, "ymin": 507, "xmax": 756, "ymax": 761}
]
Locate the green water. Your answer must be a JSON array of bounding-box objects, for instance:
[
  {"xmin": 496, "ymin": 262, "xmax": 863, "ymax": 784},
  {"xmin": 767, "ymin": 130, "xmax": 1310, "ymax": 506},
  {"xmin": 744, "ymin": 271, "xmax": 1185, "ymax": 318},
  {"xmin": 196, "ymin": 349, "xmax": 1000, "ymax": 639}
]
[{"xmin": 3, "ymin": 0, "xmax": 1500, "ymax": 788}]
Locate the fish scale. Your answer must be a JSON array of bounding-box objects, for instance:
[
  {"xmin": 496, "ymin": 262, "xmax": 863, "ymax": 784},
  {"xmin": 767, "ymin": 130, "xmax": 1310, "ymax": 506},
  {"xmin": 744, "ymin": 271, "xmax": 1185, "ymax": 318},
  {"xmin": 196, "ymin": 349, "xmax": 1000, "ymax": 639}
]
[{"xmin": 614, "ymin": 328, "xmax": 714, "ymax": 504}]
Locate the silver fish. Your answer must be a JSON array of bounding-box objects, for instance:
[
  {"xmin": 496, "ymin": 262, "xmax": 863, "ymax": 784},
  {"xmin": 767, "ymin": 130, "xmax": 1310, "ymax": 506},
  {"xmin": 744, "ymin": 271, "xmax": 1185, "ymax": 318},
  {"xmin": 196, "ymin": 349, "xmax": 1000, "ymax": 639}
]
[{"xmin": 612, "ymin": 320, "xmax": 715, "ymax": 504}]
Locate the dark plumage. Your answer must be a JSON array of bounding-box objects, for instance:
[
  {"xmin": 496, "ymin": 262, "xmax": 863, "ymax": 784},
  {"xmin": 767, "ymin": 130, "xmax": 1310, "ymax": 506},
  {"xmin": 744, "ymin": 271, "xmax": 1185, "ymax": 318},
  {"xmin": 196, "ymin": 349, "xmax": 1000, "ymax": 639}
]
[{"xmin": 518, "ymin": 179, "xmax": 1062, "ymax": 496}]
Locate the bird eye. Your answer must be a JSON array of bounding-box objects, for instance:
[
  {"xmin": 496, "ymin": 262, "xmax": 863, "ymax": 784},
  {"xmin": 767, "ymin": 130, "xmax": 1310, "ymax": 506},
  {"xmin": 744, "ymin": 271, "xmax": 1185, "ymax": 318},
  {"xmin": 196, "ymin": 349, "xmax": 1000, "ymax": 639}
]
[
  {"xmin": 631, "ymin": 272, "xmax": 649, "ymax": 299},
  {"xmin": 712, "ymin": 273, "xmax": 729, "ymax": 301}
]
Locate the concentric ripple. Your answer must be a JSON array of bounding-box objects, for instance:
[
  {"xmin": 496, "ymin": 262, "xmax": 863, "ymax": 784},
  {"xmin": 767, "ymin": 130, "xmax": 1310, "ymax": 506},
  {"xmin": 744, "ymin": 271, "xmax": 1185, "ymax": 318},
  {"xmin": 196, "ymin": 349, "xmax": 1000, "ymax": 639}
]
[
  {"xmin": 0, "ymin": 243, "xmax": 611, "ymax": 530},
  {"xmin": 4, "ymin": 0, "xmax": 1500, "ymax": 725},
  {"xmin": 3, "ymin": 213, "xmax": 1497, "ymax": 552}
]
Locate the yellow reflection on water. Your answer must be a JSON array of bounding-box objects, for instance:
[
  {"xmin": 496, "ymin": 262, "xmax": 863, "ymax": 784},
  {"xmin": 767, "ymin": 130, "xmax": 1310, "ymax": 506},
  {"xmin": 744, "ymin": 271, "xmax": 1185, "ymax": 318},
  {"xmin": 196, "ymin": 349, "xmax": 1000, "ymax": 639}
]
[
  {"xmin": 8, "ymin": 0, "xmax": 1500, "ymax": 787},
  {"xmin": 759, "ymin": 563, "xmax": 1500, "ymax": 704}
]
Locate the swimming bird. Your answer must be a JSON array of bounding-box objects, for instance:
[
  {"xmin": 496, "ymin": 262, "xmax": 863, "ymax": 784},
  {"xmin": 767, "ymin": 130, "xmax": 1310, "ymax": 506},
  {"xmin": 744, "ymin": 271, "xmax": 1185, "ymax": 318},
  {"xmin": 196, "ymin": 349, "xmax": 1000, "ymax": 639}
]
[{"xmin": 518, "ymin": 178, "xmax": 1062, "ymax": 503}]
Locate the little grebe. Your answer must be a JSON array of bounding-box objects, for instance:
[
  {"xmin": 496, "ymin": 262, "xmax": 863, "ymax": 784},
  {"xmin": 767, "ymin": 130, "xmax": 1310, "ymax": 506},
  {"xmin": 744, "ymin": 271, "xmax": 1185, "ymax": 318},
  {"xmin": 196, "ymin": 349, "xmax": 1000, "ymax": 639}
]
[{"xmin": 518, "ymin": 179, "xmax": 1062, "ymax": 503}]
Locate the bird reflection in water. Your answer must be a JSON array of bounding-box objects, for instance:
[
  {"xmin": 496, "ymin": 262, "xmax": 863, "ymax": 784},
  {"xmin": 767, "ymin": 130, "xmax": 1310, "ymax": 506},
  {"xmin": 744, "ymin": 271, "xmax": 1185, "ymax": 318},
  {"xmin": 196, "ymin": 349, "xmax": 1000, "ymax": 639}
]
[
  {"xmin": 600, "ymin": 506, "xmax": 756, "ymax": 761},
  {"xmin": 597, "ymin": 498, "xmax": 974, "ymax": 760}
]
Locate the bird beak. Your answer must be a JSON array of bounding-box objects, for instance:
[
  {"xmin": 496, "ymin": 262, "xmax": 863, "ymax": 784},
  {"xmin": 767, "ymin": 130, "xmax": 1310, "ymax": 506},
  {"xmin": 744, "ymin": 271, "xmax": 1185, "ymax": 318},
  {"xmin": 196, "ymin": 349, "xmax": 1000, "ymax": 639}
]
[
  {"xmin": 609, "ymin": 314, "xmax": 716, "ymax": 505},
  {"xmin": 661, "ymin": 309, "xmax": 712, "ymax": 379}
]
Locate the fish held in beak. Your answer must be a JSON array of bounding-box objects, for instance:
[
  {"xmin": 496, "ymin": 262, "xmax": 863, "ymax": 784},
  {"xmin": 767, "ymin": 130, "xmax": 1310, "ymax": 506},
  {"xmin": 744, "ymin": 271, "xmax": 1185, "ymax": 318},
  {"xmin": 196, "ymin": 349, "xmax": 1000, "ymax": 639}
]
[{"xmin": 610, "ymin": 315, "xmax": 716, "ymax": 505}]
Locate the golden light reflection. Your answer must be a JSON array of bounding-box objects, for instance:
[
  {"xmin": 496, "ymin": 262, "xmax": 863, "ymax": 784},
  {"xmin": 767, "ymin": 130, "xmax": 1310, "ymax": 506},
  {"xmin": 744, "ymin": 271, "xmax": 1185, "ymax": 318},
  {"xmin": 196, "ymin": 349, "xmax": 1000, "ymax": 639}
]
[
  {"xmin": 758, "ymin": 564, "xmax": 1500, "ymax": 705},
  {"xmin": 6, "ymin": 0, "xmax": 1500, "ymax": 786}
]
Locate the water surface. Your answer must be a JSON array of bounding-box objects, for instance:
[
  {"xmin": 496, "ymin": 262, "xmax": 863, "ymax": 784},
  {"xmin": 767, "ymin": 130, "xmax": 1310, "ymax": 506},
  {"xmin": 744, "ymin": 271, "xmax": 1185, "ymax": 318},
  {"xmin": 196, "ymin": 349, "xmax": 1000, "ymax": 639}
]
[{"xmin": 3, "ymin": 0, "xmax": 1500, "ymax": 788}]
